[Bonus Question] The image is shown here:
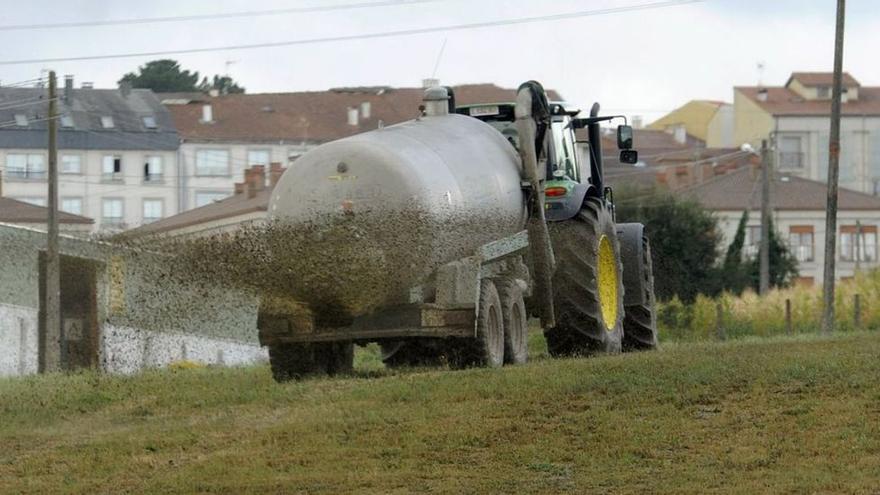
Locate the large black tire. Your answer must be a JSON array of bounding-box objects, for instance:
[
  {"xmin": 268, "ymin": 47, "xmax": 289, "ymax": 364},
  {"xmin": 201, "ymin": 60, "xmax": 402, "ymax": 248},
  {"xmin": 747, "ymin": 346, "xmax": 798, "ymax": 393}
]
[
  {"xmin": 448, "ymin": 280, "xmax": 505, "ymax": 368},
  {"xmin": 268, "ymin": 342, "xmax": 354, "ymax": 382},
  {"xmin": 545, "ymin": 198, "xmax": 624, "ymax": 356},
  {"xmin": 623, "ymin": 237, "xmax": 659, "ymax": 350},
  {"xmin": 497, "ymin": 279, "xmax": 528, "ymax": 365}
]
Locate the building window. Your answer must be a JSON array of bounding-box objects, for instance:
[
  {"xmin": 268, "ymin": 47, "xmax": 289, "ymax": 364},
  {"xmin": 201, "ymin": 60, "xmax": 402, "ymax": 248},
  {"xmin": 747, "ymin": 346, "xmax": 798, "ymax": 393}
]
[
  {"xmin": 195, "ymin": 149, "xmax": 230, "ymax": 176},
  {"xmin": 14, "ymin": 114, "xmax": 28, "ymax": 126},
  {"xmin": 102, "ymin": 198, "xmax": 124, "ymax": 225},
  {"xmin": 744, "ymin": 225, "xmax": 762, "ymax": 258},
  {"xmin": 61, "ymin": 154, "xmax": 82, "ymax": 174},
  {"xmin": 61, "ymin": 197, "xmax": 83, "ymax": 215},
  {"xmin": 247, "ymin": 149, "xmax": 271, "ymax": 167},
  {"xmin": 60, "ymin": 114, "xmax": 74, "ymax": 128},
  {"xmin": 142, "ymin": 116, "xmax": 157, "ymax": 129},
  {"xmin": 195, "ymin": 191, "xmax": 230, "ymax": 207},
  {"xmin": 142, "ymin": 199, "xmax": 163, "ymax": 223},
  {"xmin": 817, "ymin": 86, "xmax": 831, "ymax": 99},
  {"xmin": 143, "ymin": 155, "xmax": 163, "ymax": 182},
  {"xmin": 788, "ymin": 226, "xmax": 814, "ymax": 262},
  {"xmin": 778, "ymin": 136, "xmax": 803, "ymax": 169},
  {"xmin": 101, "ymin": 116, "xmax": 115, "ymax": 129},
  {"xmin": 840, "ymin": 225, "xmax": 878, "ymax": 262},
  {"xmin": 102, "ymin": 155, "xmax": 123, "ymax": 181},
  {"xmin": 15, "ymin": 197, "xmax": 47, "ymax": 207},
  {"xmin": 5, "ymin": 153, "xmax": 46, "ymax": 179}
]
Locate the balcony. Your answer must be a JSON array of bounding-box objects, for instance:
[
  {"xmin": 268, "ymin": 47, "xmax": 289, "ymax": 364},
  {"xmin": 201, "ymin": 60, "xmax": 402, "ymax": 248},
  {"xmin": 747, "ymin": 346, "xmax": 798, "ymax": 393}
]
[
  {"xmin": 142, "ymin": 173, "xmax": 165, "ymax": 185},
  {"xmin": 4, "ymin": 169, "xmax": 46, "ymax": 180},
  {"xmin": 101, "ymin": 172, "xmax": 125, "ymax": 183},
  {"xmin": 778, "ymin": 151, "xmax": 804, "ymax": 169}
]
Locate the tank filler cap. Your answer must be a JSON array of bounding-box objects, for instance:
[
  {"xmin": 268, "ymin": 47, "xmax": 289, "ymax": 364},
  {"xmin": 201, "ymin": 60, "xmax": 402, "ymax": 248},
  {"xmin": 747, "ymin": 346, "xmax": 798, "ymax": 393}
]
[{"xmin": 423, "ymin": 86, "xmax": 449, "ymax": 117}]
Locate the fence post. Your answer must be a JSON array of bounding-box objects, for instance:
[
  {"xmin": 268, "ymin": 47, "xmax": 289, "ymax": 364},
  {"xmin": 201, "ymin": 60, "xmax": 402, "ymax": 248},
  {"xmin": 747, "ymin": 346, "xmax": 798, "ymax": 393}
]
[
  {"xmin": 715, "ymin": 301, "xmax": 726, "ymax": 341},
  {"xmin": 854, "ymin": 294, "xmax": 861, "ymax": 330},
  {"xmin": 785, "ymin": 299, "xmax": 792, "ymax": 335}
]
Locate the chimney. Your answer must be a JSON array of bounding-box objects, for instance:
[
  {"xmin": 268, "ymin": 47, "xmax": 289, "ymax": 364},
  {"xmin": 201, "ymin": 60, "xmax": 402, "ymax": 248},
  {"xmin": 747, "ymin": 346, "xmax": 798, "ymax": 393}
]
[
  {"xmin": 64, "ymin": 75, "xmax": 73, "ymax": 103},
  {"xmin": 201, "ymin": 104, "xmax": 213, "ymax": 123},
  {"xmin": 81, "ymin": 82, "xmax": 93, "ymax": 89},
  {"xmin": 423, "ymin": 86, "xmax": 450, "ymax": 117},
  {"xmin": 422, "ymin": 78, "xmax": 440, "ymax": 89},
  {"xmin": 119, "ymin": 80, "xmax": 131, "ymax": 98},
  {"xmin": 208, "ymin": 88, "xmax": 220, "ymax": 97},
  {"xmin": 632, "ymin": 115, "xmax": 643, "ymax": 129},
  {"xmin": 347, "ymin": 106, "xmax": 359, "ymax": 126},
  {"xmin": 234, "ymin": 182, "xmax": 245, "ymax": 195},
  {"xmin": 247, "ymin": 165, "xmax": 265, "ymax": 198},
  {"xmin": 360, "ymin": 101, "xmax": 371, "ymax": 120},
  {"xmin": 757, "ymin": 88, "xmax": 768, "ymax": 102},
  {"xmin": 269, "ymin": 162, "xmax": 285, "ymax": 187}
]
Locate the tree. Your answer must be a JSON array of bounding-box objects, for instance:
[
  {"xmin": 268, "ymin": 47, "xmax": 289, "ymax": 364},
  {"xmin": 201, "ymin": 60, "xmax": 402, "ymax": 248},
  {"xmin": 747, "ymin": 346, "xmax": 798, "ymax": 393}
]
[
  {"xmin": 615, "ymin": 187, "xmax": 722, "ymax": 302},
  {"xmin": 720, "ymin": 211, "xmax": 752, "ymax": 295},
  {"xmin": 198, "ymin": 75, "xmax": 245, "ymax": 94},
  {"xmin": 118, "ymin": 59, "xmax": 246, "ymax": 94},
  {"xmin": 747, "ymin": 216, "xmax": 799, "ymax": 290},
  {"xmin": 119, "ymin": 59, "xmax": 200, "ymax": 93}
]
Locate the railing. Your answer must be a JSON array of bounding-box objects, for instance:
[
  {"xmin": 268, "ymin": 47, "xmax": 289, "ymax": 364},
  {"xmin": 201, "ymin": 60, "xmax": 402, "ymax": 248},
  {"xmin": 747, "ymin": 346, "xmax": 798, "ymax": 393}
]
[
  {"xmin": 143, "ymin": 173, "xmax": 164, "ymax": 184},
  {"xmin": 4, "ymin": 169, "xmax": 46, "ymax": 180}
]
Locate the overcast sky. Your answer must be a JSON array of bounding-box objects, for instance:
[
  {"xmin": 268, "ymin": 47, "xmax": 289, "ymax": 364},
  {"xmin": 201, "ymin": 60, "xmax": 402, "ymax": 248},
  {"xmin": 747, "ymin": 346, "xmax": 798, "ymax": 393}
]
[{"xmin": 1, "ymin": 0, "xmax": 877, "ymax": 123}]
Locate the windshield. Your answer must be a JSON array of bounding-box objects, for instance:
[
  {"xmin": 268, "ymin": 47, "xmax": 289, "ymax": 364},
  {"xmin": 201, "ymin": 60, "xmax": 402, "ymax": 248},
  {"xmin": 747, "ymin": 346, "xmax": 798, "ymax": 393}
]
[{"xmin": 550, "ymin": 119, "xmax": 579, "ymax": 181}]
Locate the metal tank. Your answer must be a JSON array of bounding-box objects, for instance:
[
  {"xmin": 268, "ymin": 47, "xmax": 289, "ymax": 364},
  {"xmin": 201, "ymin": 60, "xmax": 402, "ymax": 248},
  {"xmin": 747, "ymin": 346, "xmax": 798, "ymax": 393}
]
[{"xmin": 267, "ymin": 99, "xmax": 527, "ymax": 319}]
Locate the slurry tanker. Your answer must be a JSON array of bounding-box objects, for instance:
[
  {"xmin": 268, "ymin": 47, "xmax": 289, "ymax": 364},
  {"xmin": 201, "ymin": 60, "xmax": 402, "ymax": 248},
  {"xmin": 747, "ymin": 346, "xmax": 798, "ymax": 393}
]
[{"xmin": 257, "ymin": 81, "xmax": 657, "ymax": 380}]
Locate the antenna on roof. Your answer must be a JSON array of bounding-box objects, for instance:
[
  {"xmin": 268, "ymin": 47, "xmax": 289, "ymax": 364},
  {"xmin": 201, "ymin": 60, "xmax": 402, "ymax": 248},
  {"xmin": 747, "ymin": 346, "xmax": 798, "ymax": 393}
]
[{"xmin": 756, "ymin": 61, "xmax": 766, "ymax": 87}]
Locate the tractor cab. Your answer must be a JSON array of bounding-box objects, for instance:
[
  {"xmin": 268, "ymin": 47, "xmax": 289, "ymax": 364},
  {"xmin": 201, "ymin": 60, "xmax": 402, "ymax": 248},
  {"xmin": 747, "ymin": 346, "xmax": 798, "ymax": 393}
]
[{"xmin": 458, "ymin": 101, "xmax": 637, "ymax": 220}]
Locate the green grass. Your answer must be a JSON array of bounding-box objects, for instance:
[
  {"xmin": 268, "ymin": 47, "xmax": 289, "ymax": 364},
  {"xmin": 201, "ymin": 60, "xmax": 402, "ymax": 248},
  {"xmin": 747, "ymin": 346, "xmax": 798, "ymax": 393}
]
[{"xmin": 2, "ymin": 331, "xmax": 880, "ymax": 494}]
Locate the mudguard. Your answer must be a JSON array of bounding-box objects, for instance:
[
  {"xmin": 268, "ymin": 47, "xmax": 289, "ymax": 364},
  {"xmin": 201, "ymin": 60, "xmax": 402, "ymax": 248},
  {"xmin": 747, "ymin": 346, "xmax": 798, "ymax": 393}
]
[
  {"xmin": 616, "ymin": 222, "xmax": 647, "ymax": 307},
  {"xmin": 545, "ymin": 183, "xmax": 596, "ymax": 222}
]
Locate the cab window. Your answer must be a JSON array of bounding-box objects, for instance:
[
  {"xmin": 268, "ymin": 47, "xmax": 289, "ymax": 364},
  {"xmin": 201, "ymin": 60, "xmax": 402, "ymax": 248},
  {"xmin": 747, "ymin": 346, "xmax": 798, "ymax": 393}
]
[{"xmin": 550, "ymin": 118, "xmax": 580, "ymax": 182}]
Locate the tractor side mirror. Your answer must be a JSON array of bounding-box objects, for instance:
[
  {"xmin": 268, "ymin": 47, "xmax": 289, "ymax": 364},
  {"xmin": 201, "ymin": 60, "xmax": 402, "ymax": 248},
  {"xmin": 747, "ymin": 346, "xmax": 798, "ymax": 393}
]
[
  {"xmin": 619, "ymin": 149, "xmax": 639, "ymax": 164},
  {"xmin": 617, "ymin": 125, "xmax": 634, "ymax": 150}
]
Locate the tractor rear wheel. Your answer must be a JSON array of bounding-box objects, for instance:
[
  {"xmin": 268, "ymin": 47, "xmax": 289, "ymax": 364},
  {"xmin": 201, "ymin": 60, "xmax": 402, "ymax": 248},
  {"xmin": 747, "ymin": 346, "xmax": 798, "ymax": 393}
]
[
  {"xmin": 497, "ymin": 278, "xmax": 528, "ymax": 365},
  {"xmin": 545, "ymin": 198, "xmax": 624, "ymax": 356},
  {"xmin": 623, "ymin": 237, "xmax": 658, "ymax": 350}
]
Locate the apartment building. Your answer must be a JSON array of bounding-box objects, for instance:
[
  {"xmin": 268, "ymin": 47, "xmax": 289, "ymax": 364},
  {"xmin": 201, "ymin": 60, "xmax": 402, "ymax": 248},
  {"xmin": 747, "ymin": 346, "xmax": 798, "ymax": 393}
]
[
  {"xmin": 734, "ymin": 72, "xmax": 880, "ymax": 195},
  {"xmin": 0, "ymin": 77, "xmax": 179, "ymax": 232}
]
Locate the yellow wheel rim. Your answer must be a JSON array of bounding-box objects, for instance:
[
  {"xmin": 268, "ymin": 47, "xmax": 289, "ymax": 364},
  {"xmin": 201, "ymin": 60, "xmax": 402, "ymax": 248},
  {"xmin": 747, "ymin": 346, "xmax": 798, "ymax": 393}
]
[{"xmin": 597, "ymin": 235, "xmax": 619, "ymax": 330}]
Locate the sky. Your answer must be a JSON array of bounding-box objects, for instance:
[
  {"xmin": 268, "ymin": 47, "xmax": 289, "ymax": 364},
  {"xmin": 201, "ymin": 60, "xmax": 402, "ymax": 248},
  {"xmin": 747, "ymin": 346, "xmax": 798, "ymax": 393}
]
[{"xmin": 0, "ymin": 0, "xmax": 878, "ymax": 123}]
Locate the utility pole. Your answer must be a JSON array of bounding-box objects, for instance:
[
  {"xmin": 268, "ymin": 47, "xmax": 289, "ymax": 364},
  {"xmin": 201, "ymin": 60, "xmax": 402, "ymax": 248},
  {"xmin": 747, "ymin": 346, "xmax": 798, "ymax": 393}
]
[
  {"xmin": 822, "ymin": 0, "xmax": 846, "ymax": 334},
  {"xmin": 43, "ymin": 71, "xmax": 61, "ymax": 372},
  {"xmin": 759, "ymin": 139, "xmax": 771, "ymax": 295}
]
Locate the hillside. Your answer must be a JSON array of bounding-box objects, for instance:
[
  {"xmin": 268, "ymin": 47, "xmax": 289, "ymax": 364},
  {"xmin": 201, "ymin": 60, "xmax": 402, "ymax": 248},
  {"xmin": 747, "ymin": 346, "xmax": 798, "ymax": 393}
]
[{"xmin": 1, "ymin": 332, "xmax": 879, "ymax": 494}]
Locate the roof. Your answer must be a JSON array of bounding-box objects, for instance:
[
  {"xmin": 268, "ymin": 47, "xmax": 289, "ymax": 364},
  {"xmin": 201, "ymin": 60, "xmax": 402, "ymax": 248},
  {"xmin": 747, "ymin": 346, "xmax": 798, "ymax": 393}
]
[
  {"xmin": 681, "ymin": 166, "xmax": 880, "ymax": 211},
  {"xmin": 168, "ymin": 84, "xmax": 563, "ymax": 144},
  {"xmin": 736, "ymin": 86, "xmax": 880, "ymax": 116},
  {"xmin": 786, "ymin": 72, "xmax": 860, "ymax": 88},
  {"xmin": 127, "ymin": 187, "xmax": 270, "ymax": 236},
  {"xmin": 0, "ymin": 86, "xmax": 178, "ymax": 150},
  {"xmin": 0, "ymin": 196, "xmax": 93, "ymax": 224}
]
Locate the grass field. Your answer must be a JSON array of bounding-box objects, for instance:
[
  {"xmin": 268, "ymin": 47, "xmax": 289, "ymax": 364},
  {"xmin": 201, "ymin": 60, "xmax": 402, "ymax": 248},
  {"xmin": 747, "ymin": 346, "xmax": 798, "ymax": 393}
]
[{"xmin": 2, "ymin": 331, "xmax": 879, "ymax": 494}]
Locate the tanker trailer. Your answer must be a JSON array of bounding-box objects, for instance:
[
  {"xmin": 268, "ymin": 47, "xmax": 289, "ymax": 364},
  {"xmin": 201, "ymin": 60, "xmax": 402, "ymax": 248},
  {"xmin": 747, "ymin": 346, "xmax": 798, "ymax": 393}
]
[{"xmin": 258, "ymin": 82, "xmax": 657, "ymax": 381}]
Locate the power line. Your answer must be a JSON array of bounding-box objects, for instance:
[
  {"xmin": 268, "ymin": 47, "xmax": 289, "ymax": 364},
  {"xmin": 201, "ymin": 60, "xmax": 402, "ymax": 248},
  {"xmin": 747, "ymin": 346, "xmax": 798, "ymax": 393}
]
[
  {"xmin": 0, "ymin": 0, "xmax": 441, "ymax": 32},
  {"xmin": 0, "ymin": 0, "xmax": 704, "ymax": 66}
]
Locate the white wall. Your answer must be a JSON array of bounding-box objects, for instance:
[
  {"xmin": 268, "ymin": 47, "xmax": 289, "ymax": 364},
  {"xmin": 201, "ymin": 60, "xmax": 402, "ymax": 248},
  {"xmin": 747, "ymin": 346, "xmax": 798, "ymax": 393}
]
[
  {"xmin": 178, "ymin": 142, "xmax": 314, "ymax": 210},
  {"xmin": 715, "ymin": 208, "xmax": 880, "ymax": 283},
  {"xmin": 0, "ymin": 303, "xmax": 39, "ymax": 377}
]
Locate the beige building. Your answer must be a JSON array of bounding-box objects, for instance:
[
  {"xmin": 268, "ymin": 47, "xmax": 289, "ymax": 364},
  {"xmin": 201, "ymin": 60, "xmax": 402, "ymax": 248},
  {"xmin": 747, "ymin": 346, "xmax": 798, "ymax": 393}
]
[
  {"xmin": 648, "ymin": 99, "xmax": 734, "ymax": 148},
  {"xmin": 734, "ymin": 72, "xmax": 880, "ymax": 195},
  {"xmin": 683, "ymin": 166, "xmax": 880, "ymax": 284}
]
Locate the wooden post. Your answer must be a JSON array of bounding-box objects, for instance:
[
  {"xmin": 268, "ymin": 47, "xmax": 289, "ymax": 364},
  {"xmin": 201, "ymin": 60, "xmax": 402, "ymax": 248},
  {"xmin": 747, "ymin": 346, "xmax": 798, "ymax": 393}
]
[
  {"xmin": 716, "ymin": 301, "xmax": 726, "ymax": 341},
  {"xmin": 785, "ymin": 298, "xmax": 792, "ymax": 335},
  {"xmin": 759, "ymin": 139, "xmax": 771, "ymax": 295},
  {"xmin": 854, "ymin": 293, "xmax": 861, "ymax": 329},
  {"xmin": 822, "ymin": 0, "xmax": 847, "ymax": 334},
  {"xmin": 43, "ymin": 71, "xmax": 61, "ymax": 372}
]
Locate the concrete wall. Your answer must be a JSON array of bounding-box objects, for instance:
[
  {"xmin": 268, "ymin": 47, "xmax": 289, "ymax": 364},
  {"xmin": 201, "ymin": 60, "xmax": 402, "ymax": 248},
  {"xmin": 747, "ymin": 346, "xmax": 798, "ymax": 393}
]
[
  {"xmin": 1, "ymin": 148, "xmax": 179, "ymax": 231},
  {"xmin": 0, "ymin": 224, "xmax": 264, "ymax": 377}
]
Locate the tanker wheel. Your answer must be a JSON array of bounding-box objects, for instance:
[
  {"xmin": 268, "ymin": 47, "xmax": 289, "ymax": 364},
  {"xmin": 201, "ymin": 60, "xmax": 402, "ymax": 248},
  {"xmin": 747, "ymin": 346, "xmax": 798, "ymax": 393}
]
[
  {"xmin": 545, "ymin": 198, "xmax": 624, "ymax": 356},
  {"xmin": 268, "ymin": 342, "xmax": 354, "ymax": 382},
  {"xmin": 623, "ymin": 236, "xmax": 658, "ymax": 351},
  {"xmin": 448, "ymin": 280, "xmax": 505, "ymax": 368},
  {"xmin": 380, "ymin": 339, "xmax": 444, "ymax": 368},
  {"xmin": 497, "ymin": 279, "xmax": 528, "ymax": 365}
]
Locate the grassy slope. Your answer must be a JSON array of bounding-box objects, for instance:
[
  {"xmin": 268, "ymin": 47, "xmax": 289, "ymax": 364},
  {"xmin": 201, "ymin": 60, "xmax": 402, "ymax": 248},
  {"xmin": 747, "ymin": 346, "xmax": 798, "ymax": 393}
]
[{"xmin": 1, "ymin": 332, "xmax": 879, "ymax": 494}]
